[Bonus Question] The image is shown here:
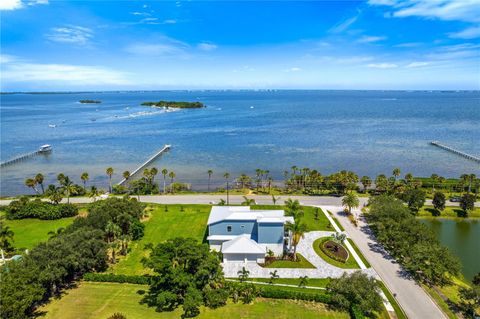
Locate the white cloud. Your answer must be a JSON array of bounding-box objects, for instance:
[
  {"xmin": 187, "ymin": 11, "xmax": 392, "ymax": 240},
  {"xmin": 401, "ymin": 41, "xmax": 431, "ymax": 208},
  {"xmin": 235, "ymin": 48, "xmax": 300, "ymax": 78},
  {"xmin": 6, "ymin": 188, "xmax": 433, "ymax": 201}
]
[
  {"xmin": 1, "ymin": 57, "xmax": 129, "ymax": 85},
  {"xmin": 448, "ymin": 26, "xmax": 480, "ymax": 39},
  {"xmin": 369, "ymin": 0, "xmax": 480, "ymax": 23},
  {"xmin": 357, "ymin": 35, "xmax": 387, "ymax": 43},
  {"xmin": 46, "ymin": 25, "xmax": 93, "ymax": 45},
  {"xmin": 0, "ymin": 0, "xmax": 23, "ymax": 10},
  {"xmin": 197, "ymin": 42, "xmax": 217, "ymax": 51},
  {"xmin": 395, "ymin": 42, "xmax": 423, "ymax": 47},
  {"xmin": 329, "ymin": 16, "xmax": 358, "ymax": 33},
  {"xmin": 283, "ymin": 67, "xmax": 301, "ymax": 72},
  {"xmin": 125, "ymin": 37, "xmax": 188, "ymax": 56},
  {"xmin": 0, "ymin": 0, "xmax": 48, "ymax": 10},
  {"xmin": 406, "ymin": 62, "xmax": 429, "ymax": 68},
  {"xmin": 367, "ymin": 63, "xmax": 398, "ymax": 68},
  {"xmin": 163, "ymin": 19, "xmax": 177, "ymax": 24}
]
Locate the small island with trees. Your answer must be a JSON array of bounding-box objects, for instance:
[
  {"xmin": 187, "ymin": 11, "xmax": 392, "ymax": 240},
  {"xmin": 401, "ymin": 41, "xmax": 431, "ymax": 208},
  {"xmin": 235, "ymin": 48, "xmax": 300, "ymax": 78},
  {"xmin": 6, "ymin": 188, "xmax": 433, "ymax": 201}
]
[
  {"xmin": 141, "ymin": 100, "xmax": 205, "ymax": 108},
  {"xmin": 79, "ymin": 100, "xmax": 101, "ymax": 104}
]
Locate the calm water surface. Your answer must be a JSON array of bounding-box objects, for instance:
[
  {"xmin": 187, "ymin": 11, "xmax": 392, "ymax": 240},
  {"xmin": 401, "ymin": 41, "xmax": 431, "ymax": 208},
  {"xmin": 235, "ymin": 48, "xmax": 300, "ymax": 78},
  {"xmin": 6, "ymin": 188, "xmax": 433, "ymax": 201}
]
[
  {"xmin": 1, "ymin": 90, "xmax": 479, "ymax": 195},
  {"xmin": 420, "ymin": 218, "xmax": 480, "ymax": 282}
]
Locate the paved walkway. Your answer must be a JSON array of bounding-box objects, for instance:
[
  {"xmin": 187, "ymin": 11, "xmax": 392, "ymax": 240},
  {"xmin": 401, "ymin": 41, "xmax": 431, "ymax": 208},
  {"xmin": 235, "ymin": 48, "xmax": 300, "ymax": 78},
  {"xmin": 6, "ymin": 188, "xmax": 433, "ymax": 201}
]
[
  {"xmin": 322, "ymin": 205, "xmax": 447, "ymax": 319},
  {"xmin": 222, "ymin": 230, "xmax": 374, "ymax": 278}
]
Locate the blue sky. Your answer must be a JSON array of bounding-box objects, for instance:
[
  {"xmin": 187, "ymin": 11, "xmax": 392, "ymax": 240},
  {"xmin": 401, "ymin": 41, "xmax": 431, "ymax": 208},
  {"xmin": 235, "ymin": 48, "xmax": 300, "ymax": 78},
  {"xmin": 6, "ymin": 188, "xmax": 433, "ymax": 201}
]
[{"xmin": 1, "ymin": 0, "xmax": 479, "ymax": 91}]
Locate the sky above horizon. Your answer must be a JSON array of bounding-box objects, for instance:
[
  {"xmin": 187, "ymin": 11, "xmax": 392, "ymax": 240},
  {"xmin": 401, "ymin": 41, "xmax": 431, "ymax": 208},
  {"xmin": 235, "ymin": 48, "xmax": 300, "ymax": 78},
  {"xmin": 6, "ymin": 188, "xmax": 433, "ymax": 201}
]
[{"xmin": 1, "ymin": 0, "xmax": 479, "ymax": 91}]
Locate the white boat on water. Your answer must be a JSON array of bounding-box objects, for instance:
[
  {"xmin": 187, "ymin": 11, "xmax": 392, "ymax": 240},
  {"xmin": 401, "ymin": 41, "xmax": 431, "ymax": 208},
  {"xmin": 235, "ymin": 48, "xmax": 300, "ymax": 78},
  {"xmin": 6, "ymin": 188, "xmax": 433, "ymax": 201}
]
[
  {"xmin": 38, "ymin": 144, "xmax": 52, "ymax": 153},
  {"xmin": 48, "ymin": 124, "xmax": 56, "ymax": 128}
]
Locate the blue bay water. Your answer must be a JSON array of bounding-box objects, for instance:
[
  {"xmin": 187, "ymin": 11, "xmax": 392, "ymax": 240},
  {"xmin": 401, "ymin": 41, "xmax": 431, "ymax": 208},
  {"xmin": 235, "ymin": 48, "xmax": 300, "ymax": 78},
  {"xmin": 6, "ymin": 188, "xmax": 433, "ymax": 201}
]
[{"xmin": 1, "ymin": 90, "xmax": 479, "ymax": 195}]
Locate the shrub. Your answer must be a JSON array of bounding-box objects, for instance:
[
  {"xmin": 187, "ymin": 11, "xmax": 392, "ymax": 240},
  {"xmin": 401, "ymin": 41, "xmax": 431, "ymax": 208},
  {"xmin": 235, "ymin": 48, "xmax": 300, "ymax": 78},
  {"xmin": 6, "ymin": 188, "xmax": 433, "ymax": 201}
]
[
  {"xmin": 5, "ymin": 200, "xmax": 78, "ymax": 220},
  {"xmin": 319, "ymin": 239, "xmax": 348, "ymax": 263},
  {"xmin": 107, "ymin": 313, "xmax": 127, "ymax": 319},
  {"xmin": 257, "ymin": 286, "xmax": 331, "ymax": 304}
]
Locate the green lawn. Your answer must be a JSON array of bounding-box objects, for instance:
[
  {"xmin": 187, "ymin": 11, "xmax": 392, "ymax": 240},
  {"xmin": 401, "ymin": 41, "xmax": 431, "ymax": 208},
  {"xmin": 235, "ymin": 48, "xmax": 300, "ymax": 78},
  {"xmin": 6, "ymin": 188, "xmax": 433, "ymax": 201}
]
[
  {"xmin": 109, "ymin": 204, "xmax": 211, "ymax": 275},
  {"xmin": 38, "ymin": 282, "xmax": 349, "ymax": 319},
  {"xmin": 4, "ymin": 217, "xmax": 75, "ymax": 250},
  {"xmin": 418, "ymin": 205, "xmax": 480, "ymax": 218},
  {"xmin": 313, "ymin": 238, "xmax": 360, "ymax": 269},
  {"xmin": 346, "ymin": 238, "xmax": 371, "ymax": 268},
  {"xmin": 252, "ymin": 205, "xmax": 332, "ymax": 231},
  {"xmin": 263, "ymin": 253, "xmax": 316, "ymax": 269},
  {"xmin": 231, "ymin": 277, "xmax": 331, "ymax": 288}
]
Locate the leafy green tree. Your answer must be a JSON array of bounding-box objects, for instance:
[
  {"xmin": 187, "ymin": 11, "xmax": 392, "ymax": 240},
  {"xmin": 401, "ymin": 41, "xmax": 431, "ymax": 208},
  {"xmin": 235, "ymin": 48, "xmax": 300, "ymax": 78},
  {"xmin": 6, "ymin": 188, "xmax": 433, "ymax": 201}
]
[
  {"xmin": 472, "ymin": 273, "xmax": 480, "ymax": 286},
  {"xmin": 375, "ymin": 174, "xmax": 389, "ymax": 193},
  {"xmin": 458, "ymin": 285, "xmax": 480, "ymax": 319},
  {"xmin": 342, "ymin": 192, "xmax": 359, "ymax": 214},
  {"xmin": 460, "ymin": 193, "xmax": 475, "ymax": 217},
  {"xmin": 142, "ymin": 237, "xmax": 227, "ymax": 318},
  {"xmin": 89, "ymin": 185, "xmax": 99, "ymax": 202},
  {"xmin": 402, "ymin": 188, "xmax": 426, "ymax": 213},
  {"xmin": 80, "ymin": 172, "xmax": 89, "ymax": 191},
  {"xmin": 34, "ymin": 173, "xmax": 45, "ymax": 194},
  {"xmin": 285, "ymin": 222, "xmax": 307, "ymax": 261},
  {"xmin": 106, "ymin": 167, "xmax": 114, "ymax": 193},
  {"xmin": 392, "ymin": 168, "xmax": 401, "ymax": 181},
  {"xmin": 326, "ymin": 271, "xmax": 383, "ymax": 317},
  {"xmin": 432, "ymin": 191, "xmax": 446, "ymax": 215},
  {"xmin": 45, "ymin": 184, "xmax": 63, "ymax": 204},
  {"xmin": 0, "ymin": 220, "xmax": 15, "ymax": 253}
]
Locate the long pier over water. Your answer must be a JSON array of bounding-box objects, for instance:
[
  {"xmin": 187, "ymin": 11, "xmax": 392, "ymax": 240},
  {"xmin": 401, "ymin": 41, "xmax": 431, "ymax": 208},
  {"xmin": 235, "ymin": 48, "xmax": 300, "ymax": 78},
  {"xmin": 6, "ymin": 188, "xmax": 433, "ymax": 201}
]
[
  {"xmin": 0, "ymin": 145, "xmax": 52, "ymax": 168},
  {"xmin": 118, "ymin": 144, "xmax": 171, "ymax": 185},
  {"xmin": 430, "ymin": 141, "xmax": 480, "ymax": 163}
]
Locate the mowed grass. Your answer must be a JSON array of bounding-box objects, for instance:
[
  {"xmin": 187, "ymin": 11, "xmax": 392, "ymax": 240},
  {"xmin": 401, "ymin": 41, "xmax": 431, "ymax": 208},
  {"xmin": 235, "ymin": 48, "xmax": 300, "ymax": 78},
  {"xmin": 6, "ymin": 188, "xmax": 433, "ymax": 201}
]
[
  {"xmin": 231, "ymin": 277, "xmax": 331, "ymax": 288},
  {"xmin": 252, "ymin": 205, "xmax": 332, "ymax": 231},
  {"xmin": 313, "ymin": 238, "xmax": 360, "ymax": 269},
  {"xmin": 109, "ymin": 204, "xmax": 211, "ymax": 275},
  {"xmin": 39, "ymin": 282, "xmax": 349, "ymax": 319},
  {"xmin": 264, "ymin": 253, "xmax": 316, "ymax": 269},
  {"xmin": 4, "ymin": 217, "xmax": 75, "ymax": 250},
  {"xmin": 418, "ymin": 205, "xmax": 480, "ymax": 218}
]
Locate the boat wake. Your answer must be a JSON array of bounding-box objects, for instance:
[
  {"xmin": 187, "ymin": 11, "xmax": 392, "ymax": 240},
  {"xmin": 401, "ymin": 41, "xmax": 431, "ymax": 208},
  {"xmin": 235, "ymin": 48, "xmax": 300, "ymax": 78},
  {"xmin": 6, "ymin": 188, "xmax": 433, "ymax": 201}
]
[{"xmin": 107, "ymin": 109, "xmax": 179, "ymax": 120}]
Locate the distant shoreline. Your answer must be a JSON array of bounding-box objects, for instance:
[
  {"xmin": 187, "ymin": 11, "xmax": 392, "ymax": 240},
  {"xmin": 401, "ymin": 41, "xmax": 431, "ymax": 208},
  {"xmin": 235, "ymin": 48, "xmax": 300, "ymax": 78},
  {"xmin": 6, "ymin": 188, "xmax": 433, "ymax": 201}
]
[{"xmin": 2, "ymin": 89, "xmax": 479, "ymax": 95}]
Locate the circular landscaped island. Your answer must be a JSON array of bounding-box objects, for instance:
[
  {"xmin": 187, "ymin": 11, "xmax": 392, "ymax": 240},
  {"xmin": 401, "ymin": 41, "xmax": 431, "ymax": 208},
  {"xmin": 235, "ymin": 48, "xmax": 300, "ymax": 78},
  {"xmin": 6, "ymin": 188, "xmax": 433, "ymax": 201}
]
[{"xmin": 313, "ymin": 237, "xmax": 360, "ymax": 269}]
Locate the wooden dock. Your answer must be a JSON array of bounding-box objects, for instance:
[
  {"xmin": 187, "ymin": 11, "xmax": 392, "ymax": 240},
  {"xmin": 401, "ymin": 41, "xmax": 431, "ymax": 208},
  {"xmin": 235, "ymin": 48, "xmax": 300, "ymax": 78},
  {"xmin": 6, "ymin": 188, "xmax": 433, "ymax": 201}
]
[
  {"xmin": 118, "ymin": 144, "xmax": 171, "ymax": 185},
  {"xmin": 0, "ymin": 146, "xmax": 52, "ymax": 168},
  {"xmin": 430, "ymin": 141, "xmax": 480, "ymax": 163}
]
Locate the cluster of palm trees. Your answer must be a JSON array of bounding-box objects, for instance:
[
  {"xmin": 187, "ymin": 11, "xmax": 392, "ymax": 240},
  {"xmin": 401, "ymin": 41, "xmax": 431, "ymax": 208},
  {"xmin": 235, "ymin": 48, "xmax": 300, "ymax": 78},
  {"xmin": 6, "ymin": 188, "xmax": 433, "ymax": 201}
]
[{"xmin": 284, "ymin": 199, "xmax": 307, "ymax": 262}]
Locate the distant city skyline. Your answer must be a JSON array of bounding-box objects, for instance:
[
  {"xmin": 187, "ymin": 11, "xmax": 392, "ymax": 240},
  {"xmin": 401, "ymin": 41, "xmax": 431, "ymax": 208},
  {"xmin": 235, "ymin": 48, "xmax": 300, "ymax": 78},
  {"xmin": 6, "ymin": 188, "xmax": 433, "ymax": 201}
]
[{"xmin": 1, "ymin": 0, "xmax": 479, "ymax": 91}]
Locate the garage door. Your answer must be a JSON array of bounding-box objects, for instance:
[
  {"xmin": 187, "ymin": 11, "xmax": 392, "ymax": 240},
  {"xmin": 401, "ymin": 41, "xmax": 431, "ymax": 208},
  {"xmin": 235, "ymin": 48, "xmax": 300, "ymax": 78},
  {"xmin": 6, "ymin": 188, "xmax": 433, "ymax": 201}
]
[{"xmin": 224, "ymin": 254, "xmax": 256, "ymax": 262}]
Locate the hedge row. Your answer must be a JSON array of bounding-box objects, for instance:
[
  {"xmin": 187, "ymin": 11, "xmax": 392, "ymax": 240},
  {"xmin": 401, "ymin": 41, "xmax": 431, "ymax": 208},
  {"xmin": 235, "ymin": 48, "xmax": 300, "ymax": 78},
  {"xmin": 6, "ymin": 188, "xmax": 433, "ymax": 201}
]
[
  {"xmin": 257, "ymin": 286, "xmax": 332, "ymax": 304},
  {"xmin": 319, "ymin": 239, "xmax": 348, "ymax": 263},
  {"xmin": 6, "ymin": 200, "xmax": 78, "ymax": 220},
  {"xmin": 83, "ymin": 273, "xmax": 152, "ymax": 285},
  {"xmin": 350, "ymin": 304, "xmax": 366, "ymax": 319}
]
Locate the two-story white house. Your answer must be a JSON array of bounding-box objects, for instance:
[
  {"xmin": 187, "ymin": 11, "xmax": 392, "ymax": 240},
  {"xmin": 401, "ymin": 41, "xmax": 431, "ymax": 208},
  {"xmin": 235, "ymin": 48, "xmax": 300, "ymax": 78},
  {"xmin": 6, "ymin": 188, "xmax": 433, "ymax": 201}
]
[{"xmin": 207, "ymin": 206, "xmax": 294, "ymax": 263}]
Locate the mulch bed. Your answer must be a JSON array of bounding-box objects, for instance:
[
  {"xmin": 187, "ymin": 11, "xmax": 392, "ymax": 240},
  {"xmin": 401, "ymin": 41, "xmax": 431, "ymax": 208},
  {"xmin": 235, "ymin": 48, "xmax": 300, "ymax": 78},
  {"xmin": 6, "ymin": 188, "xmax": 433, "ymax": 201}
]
[{"xmin": 323, "ymin": 240, "xmax": 348, "ymax": 261}]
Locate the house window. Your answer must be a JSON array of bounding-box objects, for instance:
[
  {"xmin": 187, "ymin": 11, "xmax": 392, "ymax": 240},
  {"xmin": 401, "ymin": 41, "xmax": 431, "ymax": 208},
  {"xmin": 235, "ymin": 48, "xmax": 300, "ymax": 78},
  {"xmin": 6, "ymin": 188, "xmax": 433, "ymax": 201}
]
[{"xmin": 227, "ymin": 225, "xmax": 232, "ymax": 232}]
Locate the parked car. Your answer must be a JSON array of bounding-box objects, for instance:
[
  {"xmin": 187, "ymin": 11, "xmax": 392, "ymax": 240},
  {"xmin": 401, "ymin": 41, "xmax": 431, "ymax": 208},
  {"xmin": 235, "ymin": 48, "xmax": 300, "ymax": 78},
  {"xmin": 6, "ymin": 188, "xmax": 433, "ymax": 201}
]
[{"xmin": 449, "ymin": 196, "xmax": 462, "ymax": 202}]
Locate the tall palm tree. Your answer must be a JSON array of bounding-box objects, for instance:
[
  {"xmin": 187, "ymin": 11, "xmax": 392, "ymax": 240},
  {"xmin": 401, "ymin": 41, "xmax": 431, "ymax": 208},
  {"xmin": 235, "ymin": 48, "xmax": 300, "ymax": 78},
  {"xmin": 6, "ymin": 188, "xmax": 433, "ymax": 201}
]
[
  {"xmin": 342, "ymin": 192, "xmax": 359, "ymax": 214},
  {"xmin": 150, "ymin": 167, "xmax": 158, "ymax": 183},
  {"xmin": 105, "ymin": 221, "xmax": 121, "ymax": 263},
  {"xmin": 207, "ymin": 170, "xmax": 213, "ymax": 192},
  {"xmin": 468, "ymin": 174, "xmax": 476, "ymax": 193},
  {"xmin": 224, "ymin": 172, "xmax": 230, "ymax": 205},
  {"xmin": 122, "ymin": 171, "xmax": 130, "ymax": 188},
  {"xmin": 35, "ymin": 173, "xmax": 45, "ymax": 194},
  {"xmin": 143, "ymin": 168, "xmax": 150, "ymax": 181},
  {"xmin": 89, "ymin": 186, "xmax": 99, "ymax": 202},
  {"xmin": 285, "ymin": 222, "xmax": 307, "ymax": 261},
  {"xmin": 46, "ymin": 184, "xmax": 63, "ymax": 204},
  {"xmin": 284, "ymin": 198, "xmax": 303, "ymax": 221},
  {"xmin": 392, "ymin": 168, "xmax": 401, "ymax": 181},
  {"xmin": 161, "ymin": 169, "xmax": 168, "ymax": 194},
  {"xmin": 25, "ymin": 178, "xmax": 39, "ymax": 194},
  {"xmin": 106, "ymin": 167, "xmax": 114, "ymax": 193},
  {"xmin": 80, "ymin": 172, "xmax": 89, "ymax": 191},
  {"xmin": 168, "ymin": 171, "xmax": 176, "ymax": 193},
  {"xmin": 60, "ymin": 176, "xmax": 75, "ymax": 204},
  {"xmin": 360, "ymin": 176, "xmax": 372, "ymax": 193}
]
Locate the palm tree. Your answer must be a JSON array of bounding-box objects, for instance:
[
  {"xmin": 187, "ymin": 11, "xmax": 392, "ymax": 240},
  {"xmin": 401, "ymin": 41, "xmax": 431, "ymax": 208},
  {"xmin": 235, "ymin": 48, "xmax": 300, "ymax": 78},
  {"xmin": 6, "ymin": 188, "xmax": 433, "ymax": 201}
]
[
  {"xmin": 299, "ymin": 276, "xmax": 309, "ymax": 288},
  {"xmin": 161, "ymin": 169, "xmax": 168, "ymax": 193},
  {"xmin": 392, "ymin": 168, "xmax": 401, "ymax": 181},
  {"xmin": 331, "ymin": 232, "xmax": 346, "ymax": 244},
  {"xmin": 431, "ymin": 174, "xmax": 439, "ymax": 192},
  {"xmin": 60, "ymin": 176, "xmax": 75, "ymax": 204},
  {"xmin": 269, "ymin": 270, "xmax": 279, "ymax": 284},
  {"xmin": 224, "ymin": 172, "xmax": 230, "ymax": 205},
  {"xmin": 168, "ymin": 171, "xmax": 176, "ymax": 184},
  {"xmin": 25, "ymin": 178, "xmax": 39, "ymax": 194},
  {"xmin": 284, "ymin": 198, "xmax": 303, "ymax": 221},
  {"xmin": 207, "ymin": 170, "xmax": 213, "ymax": 192},
  {"xmin": 237, "ymin": 266, "xmax": 250, "ymax": 282},
  {"xmin": 57, "ymin": 173, "xmax": 66, "ymax": 184},
  {"xmin": 89, "ymin": 186, "xmax": 99, "ymax": 202},
  {"xmin": 35, "ymin": 173, "xmax": 45, "ymax": 194},
  {"xmin": 360, "ymin": 176, "xmax": 371, "ymax": 193},
  {"xmin": 271, "ymin": 194, "xmax": 280, "ymax": 205},
  {"xmin": 47, "ymin": 227, "xmax": 65, "ymax": 239},
  {"xmin": 46, "ymin": 184, "xmax": 63, "ymax": 204},
  {"xmin": 106, "ymin": 167, "xmax": 114, "ymax": 193},
  {"xmin": 342, "ymin": 192, "xmax": 359, "ymax": 214},
  {"xmin": 285, "ymin": 222, "xmax": 307, "ymax": 261},
  {"xmin": 150, "ymin": 167, "xmax": 158, "ymax": 182},
  {"xmin": 241, "ymin": 196, "xmax": 255, "ymax": 205},
  {"xmin": 105, "ymin": 221, "xmax": 121, "ymax": 263},
  {"xmin": 469, "ymin": 174, "xmax": 476, "ymax": 193},
  {"xmin": 122, "ymin": 171, "xmax": 130, "ymax": 188},
  {"xmin": 143, "ymin": 168, "xmax": 150, "ymax": 181},
  {"xmin": 80, "ymin": 172, "xmax": 89, "ymax": 191}
]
